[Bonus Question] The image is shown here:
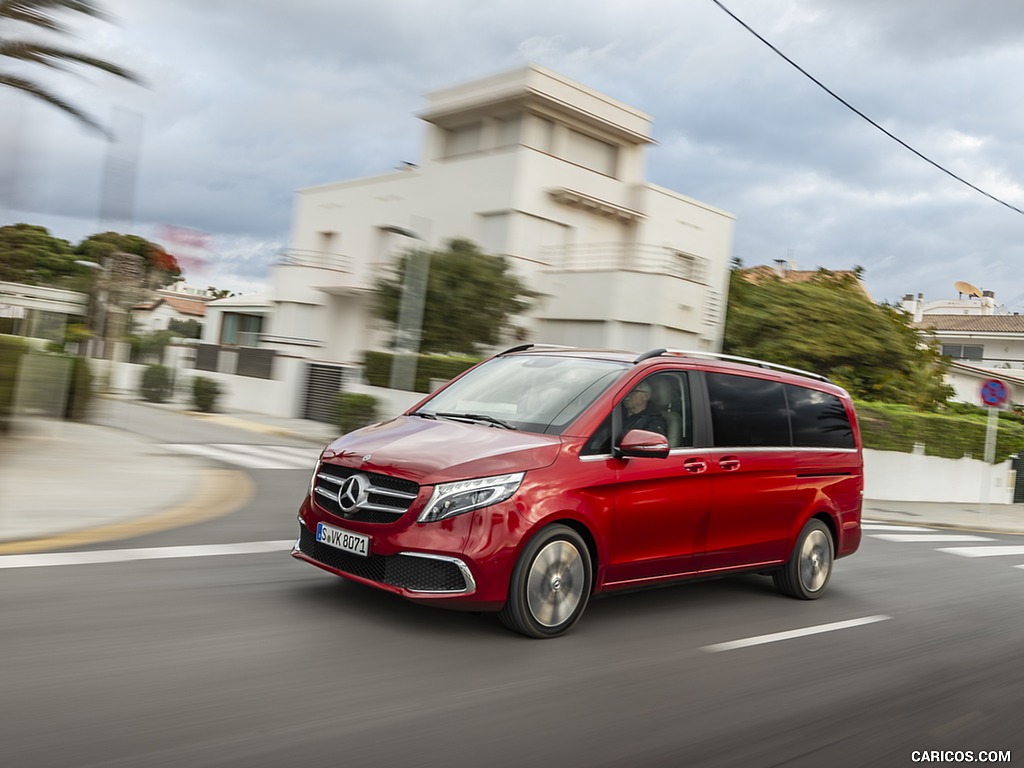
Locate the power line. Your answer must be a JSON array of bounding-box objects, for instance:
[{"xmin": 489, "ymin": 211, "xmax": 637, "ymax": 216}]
[{"xmin": 709, "ymin": 0, "xmax": 1024, "ymax": 217}]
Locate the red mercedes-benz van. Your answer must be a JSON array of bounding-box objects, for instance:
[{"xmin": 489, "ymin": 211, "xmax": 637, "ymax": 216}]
[{"xmin": 292, "ymin": 346, "xmax": 863, "ymax": 638}]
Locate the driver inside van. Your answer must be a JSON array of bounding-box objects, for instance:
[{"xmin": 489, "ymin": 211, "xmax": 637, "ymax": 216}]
[{"xmin": 622, "ymin": 381, "xmax": 668, "ymax": 437}]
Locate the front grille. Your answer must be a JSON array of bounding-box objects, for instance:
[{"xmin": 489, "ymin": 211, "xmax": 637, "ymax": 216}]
[
  {"xmin": 314, "ymin": 463, "xmax": 420, "ymax": 523},
  {"xmin": 298, "ymin": 527, "xmax": 468, "ymax": 592}
]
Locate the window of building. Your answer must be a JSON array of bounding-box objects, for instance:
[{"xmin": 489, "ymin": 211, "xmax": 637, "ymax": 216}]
[
  {"xmin": 220, "ymin": 312, "xmax": 264, "ymax": 347},
  {"xmin": 564, "ymin": 129, "xmax": 618, "ymax": 176},
  {"xmin": 941, "ymin": 344, "xmax": 984, "ymax": 361},
  {"xmin": 445, "ymin": 122, "xmax": 482, "ymax": 157},
  {"xmin": 496, "ymin": 115, "xmax": 521, "ymax": 147}
]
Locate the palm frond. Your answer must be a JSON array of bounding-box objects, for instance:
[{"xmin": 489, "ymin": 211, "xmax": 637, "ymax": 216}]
[
  {"xmin": 0, "ymin": 72, "xmax": 106, "ymax": 134},
  {"xmin": 0, "ymin": 0, "xmax": 140, "ymax": 133},
  {"xmin": 0, "ymin": 39, "xmax": 141, "ymax": 81},
  {"xmin": 0, "ymin": 1, "xmax": 108, "ymax": 30}
]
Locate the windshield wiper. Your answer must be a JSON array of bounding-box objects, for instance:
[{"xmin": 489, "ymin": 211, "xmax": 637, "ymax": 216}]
[
  {"xmin": 409, "ymin": 410, "xmax": 437, "ymax": 419},
  {"xmin": 436, "ymin": 412, "xmax": 517, "ymax": 430}
]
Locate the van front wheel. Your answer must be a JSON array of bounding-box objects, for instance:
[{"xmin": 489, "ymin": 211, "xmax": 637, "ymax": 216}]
[
  {"xmin": 500, "ymin": 525, "xmax": 592, "ymax": 638},
  {"xmin": 773, "ymin": 519, "xmax": 833, "ymax": 599}
]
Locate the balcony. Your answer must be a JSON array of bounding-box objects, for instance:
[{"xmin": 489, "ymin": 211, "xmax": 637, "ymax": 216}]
[
  {"xmin": 541, "ymin": 243, "xmax": 709, "ymax": 284},
  {"xmin": 274, "ymin": 248, "xmax": 373, "ymax": 301},
  {"xmin": 278, "ymin": 249, "xmax": 352, "ymax": 272}
]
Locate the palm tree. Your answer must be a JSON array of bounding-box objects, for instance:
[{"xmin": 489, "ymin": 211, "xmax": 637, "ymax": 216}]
[{"xmin": 0, "ymin": 0, "xmax": 141, "ymax": 135}]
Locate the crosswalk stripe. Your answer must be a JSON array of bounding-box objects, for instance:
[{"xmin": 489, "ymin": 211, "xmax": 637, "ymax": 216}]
[
  {"xmin": 166, "ymin": 443, "xmax": 275, "ymax": 469},
  {"xmin": 870, "ymin": 534, "xmax": 994, "ymax": 543},
  {"xmin": 164, "ymin": 444, "xmax": 314, "ymax": 469},
  {"xmin": 861, "ymin": 524, "xmax": 938, "ymax": 532},
  {"xmin": 221, "ymin": 444, "xmax": 314, "ymax": 467},
  {"xmin": 937, "ymin": 546, "xmax": 1024, "ymax": 558}
]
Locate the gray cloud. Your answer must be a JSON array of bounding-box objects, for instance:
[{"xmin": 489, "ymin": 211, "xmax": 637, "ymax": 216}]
[{"xmin": 3, "ymin": 0, "xmax": 1024, "ymax": 306}]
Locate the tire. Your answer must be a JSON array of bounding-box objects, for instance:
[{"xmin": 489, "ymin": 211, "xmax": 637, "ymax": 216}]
[
  {"xmin": 499, "ymin": 524, "xmax": 593, "ymax": 638},
  {"xmin": 773, "ymin": 518, "xmax": 834, "ymax": 600}
]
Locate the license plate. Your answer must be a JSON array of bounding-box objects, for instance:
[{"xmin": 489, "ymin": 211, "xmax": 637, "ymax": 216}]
[{"xmin": 316, "ymin": 523, "xmax": 370, "ymax": 557}]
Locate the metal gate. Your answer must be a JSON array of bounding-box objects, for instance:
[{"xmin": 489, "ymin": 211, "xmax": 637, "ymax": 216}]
[
  {"xmin": 1013, "ymin": 452, "xmax": 1024, "ymax": 504},
  {"xmin": 302, "ymin": 363, "xmax": 351, "ymax": 423}
]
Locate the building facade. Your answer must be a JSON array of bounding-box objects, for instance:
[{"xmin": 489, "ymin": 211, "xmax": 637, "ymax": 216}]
[
  {"xmin": 902, "ymin": 289, "xmax": 1024, "ymax": 406},
  {"xmin": 201, "ymin": 65, "xmax": 735, "ymax": 417}
]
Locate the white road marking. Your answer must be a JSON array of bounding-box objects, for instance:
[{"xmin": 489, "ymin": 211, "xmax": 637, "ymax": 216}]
[
  {"xmin": 0, "ymin": 541, "xmax": 295, "ymax": 569},
  {"xmin": 165, "ymin": 443, "xmax": 315, "ymax": 469},
  {"xmin": 861, "ymin": 524, "xmax": 938, "ymax": 532},
  {"xmin": 870, "ymin": 534, "xmax": 994, "ymax": 543},
  {"xmin": 938, "ymin": 545, "xmax": 1024, "ymax": 558},
  {"xmin": 701, "ymin": 615, "xmax": 892, "ymax": 653}
]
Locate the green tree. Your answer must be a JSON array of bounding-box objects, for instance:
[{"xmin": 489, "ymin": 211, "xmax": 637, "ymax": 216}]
[
  {"xmin": 0, "ymin": 0, "xmax": 141, "ymax": 134},
  {"xmin": 0, "ymin": 223, "xmax": 87, "ymax": 286},
  {"xmin": 76, "ymin": 231, "xmax": 182, "ymax": 288},
  {"xmin": 723, "ymin": 267, "xmax": 953, "ymax": 408},
  {"xmin": 373, "ymin": 238, "xmax": 532, "ymax": 355}
]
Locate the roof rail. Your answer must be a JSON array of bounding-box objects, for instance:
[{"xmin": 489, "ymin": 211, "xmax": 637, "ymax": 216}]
[
  {"xmin": 634, "ymin": 348, "xmax": 831, "ymax": 383},
  {"xmin": 498, "ymin": 343, "xmax": 577, "ymax": 356}
]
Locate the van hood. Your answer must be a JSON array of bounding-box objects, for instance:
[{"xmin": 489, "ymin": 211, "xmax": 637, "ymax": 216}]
[{"xmin": 320, "ymin": 415, "xmax": 561, "ymax": 485}]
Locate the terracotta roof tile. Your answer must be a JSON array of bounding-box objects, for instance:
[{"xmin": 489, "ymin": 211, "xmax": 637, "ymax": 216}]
[{"xmin": 914, "ymin": 315, "xmax": 1024, "ymax": 333}]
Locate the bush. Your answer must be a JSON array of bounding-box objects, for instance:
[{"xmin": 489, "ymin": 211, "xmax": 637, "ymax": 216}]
[
  {"xmin": 330, "ymin": 392, "xmax": 380, "ymax": 434},
  {"xmin": 192, "ymin": 376, "xmax": 221, "ymax": 413},
  {"xmin": 362, "ymin": 351, "xmax": 480, "ymax": 393},
  {"xmin": 140, "ymin": 364, "xmax": 174, "ymax": 403},
  {"xmin": 856, "ymin": 400, "xmax": 1024, "ymax": 461}
]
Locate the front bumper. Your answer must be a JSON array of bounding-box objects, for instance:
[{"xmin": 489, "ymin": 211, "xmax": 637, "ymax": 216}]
[
  {"xmin": 292, "ymin": 525, "xmax": 477, "ymax": 595},
  {"xmin": 291, "ymin": 494, "xmax": 517, "ymax": 610}
]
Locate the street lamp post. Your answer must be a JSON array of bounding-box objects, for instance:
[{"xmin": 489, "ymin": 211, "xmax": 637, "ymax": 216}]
[
  {"xmin": 73, "ymin": 259, "xmax": 107, "ymax": 359},
  {"xmin": 383, "ymin": 222, "xmax": 431, "ymax": 392}
]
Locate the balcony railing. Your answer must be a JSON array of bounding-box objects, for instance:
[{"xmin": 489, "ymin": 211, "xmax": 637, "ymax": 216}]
[
  {"xmin": 540, "ymin": 243, "xmax": 709, "ymax": 284},
  {"xmin": 279, "ymin": 249, "xmax": 351, "ymax": 272}
]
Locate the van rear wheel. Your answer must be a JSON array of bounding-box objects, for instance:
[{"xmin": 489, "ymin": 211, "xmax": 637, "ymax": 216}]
[
  {"xmin": 773, "ymin": 519, "xmax": 833, "ymax": 599},
  {"xmin": 499, "ymin": 525, "xmax": 592, "ymax": 638}
]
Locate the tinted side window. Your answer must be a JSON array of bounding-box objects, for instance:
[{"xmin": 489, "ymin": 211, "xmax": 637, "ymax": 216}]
[
  {"xmin": 785, "ymin": 385, "xmax": 855, "ymax": 449},
  {"xmin": 705, "ymin": 373, "xmax": 790, "ymax": 448}
]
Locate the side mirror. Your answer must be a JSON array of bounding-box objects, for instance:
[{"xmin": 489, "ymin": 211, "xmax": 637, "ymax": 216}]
[{"xmin": 617, "ymin": 429, "xmax": 670, "ymax": 459}]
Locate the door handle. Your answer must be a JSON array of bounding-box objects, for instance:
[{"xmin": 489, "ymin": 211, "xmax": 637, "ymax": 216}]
[
  {"xmin": 719, "ymin": 456, "xmax": 741, "ymax": 471},
  {"xmin": 683, "ymin": 458, "xmax": 708, "ymax": 474}
]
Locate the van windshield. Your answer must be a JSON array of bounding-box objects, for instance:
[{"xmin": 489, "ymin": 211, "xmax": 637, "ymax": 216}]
[{"xmin": 415, "ymin": 356, "xmax": 627, "ymax": 435}]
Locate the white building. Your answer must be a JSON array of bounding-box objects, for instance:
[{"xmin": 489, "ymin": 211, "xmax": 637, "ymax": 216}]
[
  {"xmin": 902, "ymin": 288, "xmax": 1024, "ymax": 406},
  {"xmin": 132, "ymin": 287, "xmax": 211, "ymax": 335},
  {"xmin": 200, "ymin": 65, "xmax": 735, "ymax": 418}
]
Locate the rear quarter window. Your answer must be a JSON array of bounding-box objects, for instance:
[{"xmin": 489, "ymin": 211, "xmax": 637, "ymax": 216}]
[{"xmin": 785, "ymin": 385, "xmax": 855, "ymax": 449}]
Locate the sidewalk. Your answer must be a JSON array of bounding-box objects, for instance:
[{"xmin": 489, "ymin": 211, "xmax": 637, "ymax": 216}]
[
  {"xmin": 0, "ymin": 398, "xmax": 340, "ymax": 551},
  {"xmin": 1, "ymin": 405, "xmax": 1022, "ymax": 553}
]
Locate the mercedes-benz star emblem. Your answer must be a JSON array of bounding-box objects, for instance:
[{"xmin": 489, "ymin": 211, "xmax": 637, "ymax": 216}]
[{"xmin": 337, "ymin": 473, "xmax": 370, "ymax": 515}]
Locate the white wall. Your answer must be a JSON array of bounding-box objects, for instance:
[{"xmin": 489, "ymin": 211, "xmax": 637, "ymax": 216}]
[{"xmin": 863, "ymin": 448, "xmax": 1014, "ymax": 504}]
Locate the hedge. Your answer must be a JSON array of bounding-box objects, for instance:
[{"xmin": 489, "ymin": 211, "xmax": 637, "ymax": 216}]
[
  {"xmin": 856, "ymin": 401, "xmax": 1024, "ymax": 462},
  {"xmin": 362, "ymin": 351, "xmax": 481, "ymax": 393},
  {"xmin": 331, "ymin": 392, "xmax": 380, "ymax": 434}
]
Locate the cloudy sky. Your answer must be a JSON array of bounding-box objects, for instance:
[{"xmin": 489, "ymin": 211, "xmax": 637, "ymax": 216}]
[{"xmin": 3, "ymin": 0, "xmax": 1024, "ymax": 306}]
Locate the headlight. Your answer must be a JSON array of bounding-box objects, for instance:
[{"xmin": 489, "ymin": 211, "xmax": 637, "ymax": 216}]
[
  {"xmin": 418, "ymin": 472, "xmax": 525, "ymax": 523},
  {"xmin": 309, "ymin": 459, "xmax": 321, "ymax": 495}
]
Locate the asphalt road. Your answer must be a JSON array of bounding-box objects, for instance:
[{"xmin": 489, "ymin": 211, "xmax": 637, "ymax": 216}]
[{"xmin": 2, "ymin": 407, "xmax": 1022, "ymax": 767}]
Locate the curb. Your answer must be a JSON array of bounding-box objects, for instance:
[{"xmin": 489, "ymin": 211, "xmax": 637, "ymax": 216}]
[{"xmin": 0, "ymin": 468, "xmax": 255, "ymax": 555}]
